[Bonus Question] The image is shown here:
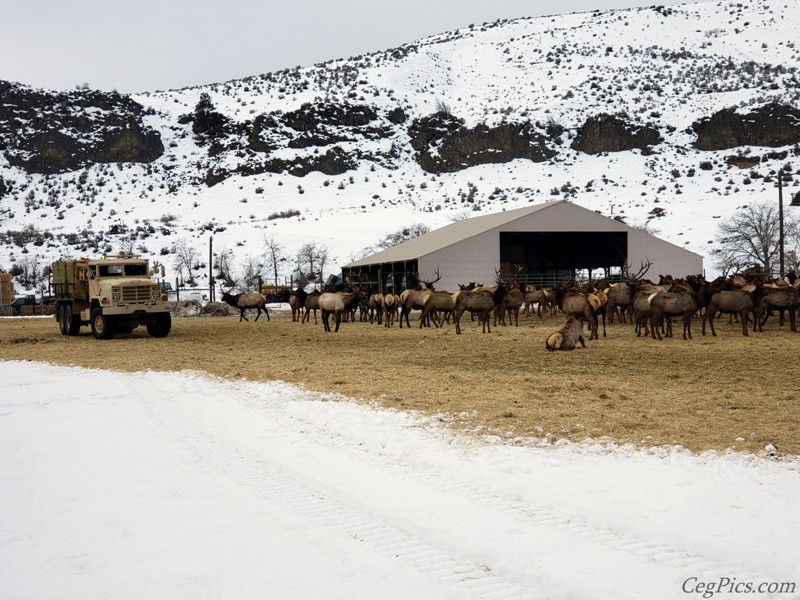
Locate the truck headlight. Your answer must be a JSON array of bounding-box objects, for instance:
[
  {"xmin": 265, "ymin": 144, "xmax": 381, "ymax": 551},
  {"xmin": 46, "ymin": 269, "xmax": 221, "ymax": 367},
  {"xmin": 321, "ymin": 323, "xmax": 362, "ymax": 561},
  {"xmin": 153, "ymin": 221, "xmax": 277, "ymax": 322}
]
[
  {"xmin": 152, "ymin": 288, "xmax": 160, "ymax": 300},
  {"xmin": 112, "ymin": 291, "xmax": 121, "ymax": 300}
]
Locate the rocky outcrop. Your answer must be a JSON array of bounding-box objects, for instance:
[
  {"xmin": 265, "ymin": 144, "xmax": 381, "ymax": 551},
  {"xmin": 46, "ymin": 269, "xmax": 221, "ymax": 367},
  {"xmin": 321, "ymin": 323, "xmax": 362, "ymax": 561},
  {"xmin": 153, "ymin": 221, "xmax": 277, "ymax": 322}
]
[
  {"xmin": 206, "ymin": 145, "xmax": 356, "ymax": 186},
  {"xmin": 571, "ymin": 114, "xmax": 661, "ymax": 155},
  {"xmin": 408, "ymin": 112, "xmax": 555, "ymax": 173},
  {"xmin": 692, "ymin": 103, "xmax": 800, "ymax": 151},
  {"xmin": 284, "ymin": 102, "xmax": 377, "ymax": 130},
  {"xmin": 0, "ymin": 81, "xmax": 163, "ymax": 174}
]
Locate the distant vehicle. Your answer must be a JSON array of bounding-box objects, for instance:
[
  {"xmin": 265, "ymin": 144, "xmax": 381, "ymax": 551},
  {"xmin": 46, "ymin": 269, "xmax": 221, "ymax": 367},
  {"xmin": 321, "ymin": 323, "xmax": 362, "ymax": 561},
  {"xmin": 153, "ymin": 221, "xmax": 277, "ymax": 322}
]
[
  {"xmin": 51, "ymin": 254, "xmax": 171, "ymax": 339},
  {"xmin": 10, "ymin": 295, "xmax": 36, "ymax": 316}
]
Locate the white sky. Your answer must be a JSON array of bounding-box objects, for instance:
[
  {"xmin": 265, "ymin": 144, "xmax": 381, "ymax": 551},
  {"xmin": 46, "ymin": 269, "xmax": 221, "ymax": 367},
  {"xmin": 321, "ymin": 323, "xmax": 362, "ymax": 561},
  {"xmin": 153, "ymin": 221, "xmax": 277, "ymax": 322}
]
[{"xmin": 2, "ymin": 0, "xmax": 691, "ymax": 93}]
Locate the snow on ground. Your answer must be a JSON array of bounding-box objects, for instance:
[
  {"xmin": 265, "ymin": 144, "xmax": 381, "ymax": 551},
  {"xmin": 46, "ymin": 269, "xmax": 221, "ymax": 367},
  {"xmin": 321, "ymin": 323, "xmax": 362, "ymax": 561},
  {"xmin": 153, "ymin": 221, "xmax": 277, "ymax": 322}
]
[{"xmin": 1, "ymin": 360, "xmax": 798, "ymax": 600}]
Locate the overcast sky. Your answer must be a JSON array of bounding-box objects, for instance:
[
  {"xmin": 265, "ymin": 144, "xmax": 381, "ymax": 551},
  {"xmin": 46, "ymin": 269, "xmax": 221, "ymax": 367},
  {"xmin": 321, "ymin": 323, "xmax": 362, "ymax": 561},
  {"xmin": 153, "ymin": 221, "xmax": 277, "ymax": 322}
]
[{"xmin": 3, "ymin": 0, "xmax": 692, "ymax": 94}]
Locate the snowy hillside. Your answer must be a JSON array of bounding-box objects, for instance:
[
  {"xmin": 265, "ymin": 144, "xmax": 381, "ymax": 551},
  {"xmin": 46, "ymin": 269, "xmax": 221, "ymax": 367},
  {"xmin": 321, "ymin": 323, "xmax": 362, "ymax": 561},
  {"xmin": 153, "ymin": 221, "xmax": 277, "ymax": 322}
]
[{"xmin": 2, "ymin": 0, "xmax": 800, "ymax": 289}]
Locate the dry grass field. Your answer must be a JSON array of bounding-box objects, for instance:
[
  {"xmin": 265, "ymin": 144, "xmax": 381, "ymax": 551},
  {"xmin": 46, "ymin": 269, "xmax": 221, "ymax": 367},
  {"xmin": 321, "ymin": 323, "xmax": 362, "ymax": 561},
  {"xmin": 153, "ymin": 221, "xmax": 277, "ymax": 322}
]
[{"xmin": 1, "ymin": 309, "xmax": 797, "ymax": 456}]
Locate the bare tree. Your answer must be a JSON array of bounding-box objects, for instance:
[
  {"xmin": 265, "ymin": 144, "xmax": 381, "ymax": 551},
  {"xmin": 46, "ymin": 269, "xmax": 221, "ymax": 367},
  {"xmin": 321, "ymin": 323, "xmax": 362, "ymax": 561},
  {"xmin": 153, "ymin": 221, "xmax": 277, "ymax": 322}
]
[
  {"xmin": 214, "ymin": 246, "xmax": 236, "ymax": 289},
  {"xmin": 16, "ymin": 256, "xmax": 43, "ymax": 290},
  {"xmin": 117, "ymin": 234, "xmax": 137, "ymax": 256},
  {"xmin": 713, "ymin": 202, "xmax": 800, "ymax": 275},
  {"xmin": 240, "ymin": 254, "xmax": 262, "ymax": 292},
  {"xmin": 172, "ymin": 239, "xmax": 199, "ymax": 286},
  {"xmin": 296, "ymin": 242, "xmax": 328, "ymax": 286},
  {"xmin": 262, "ymin": 235, "xmax": 286, "ymax": 286},
  {"xmin": 377, "ymin": 223, "xmax": 430, "ymax": 249}
]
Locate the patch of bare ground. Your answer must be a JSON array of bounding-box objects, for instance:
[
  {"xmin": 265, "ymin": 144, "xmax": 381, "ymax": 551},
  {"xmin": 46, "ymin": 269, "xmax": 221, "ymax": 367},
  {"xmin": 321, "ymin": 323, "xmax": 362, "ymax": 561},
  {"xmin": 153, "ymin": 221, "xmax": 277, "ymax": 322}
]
[{"xmin": 1, "ymin": 311, "xmax": 797, "ymax": 455}]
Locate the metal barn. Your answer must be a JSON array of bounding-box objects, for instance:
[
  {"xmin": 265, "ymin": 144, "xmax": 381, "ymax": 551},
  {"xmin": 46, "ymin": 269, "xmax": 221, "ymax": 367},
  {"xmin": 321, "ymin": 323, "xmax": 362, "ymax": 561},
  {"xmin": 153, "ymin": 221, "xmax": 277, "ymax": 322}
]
[{"xmin": 342, "ymin": 200, "xmax": 704, "ymax": 293}]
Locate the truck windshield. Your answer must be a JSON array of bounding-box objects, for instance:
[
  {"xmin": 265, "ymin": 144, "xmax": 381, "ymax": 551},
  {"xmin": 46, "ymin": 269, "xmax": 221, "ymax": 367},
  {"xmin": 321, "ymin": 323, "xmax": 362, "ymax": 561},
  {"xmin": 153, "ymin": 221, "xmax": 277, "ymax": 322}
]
[{"xmin": 98, "ymin": 264, "xmax": 148, "ymax": 277}]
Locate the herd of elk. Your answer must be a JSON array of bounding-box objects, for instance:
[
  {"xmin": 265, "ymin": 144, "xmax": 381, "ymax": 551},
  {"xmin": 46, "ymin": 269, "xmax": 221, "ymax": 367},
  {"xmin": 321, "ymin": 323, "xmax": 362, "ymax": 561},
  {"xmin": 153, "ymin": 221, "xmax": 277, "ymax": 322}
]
[{"xmin": 220, "ymin": 259, "xmax": 800, "ymax": 346}]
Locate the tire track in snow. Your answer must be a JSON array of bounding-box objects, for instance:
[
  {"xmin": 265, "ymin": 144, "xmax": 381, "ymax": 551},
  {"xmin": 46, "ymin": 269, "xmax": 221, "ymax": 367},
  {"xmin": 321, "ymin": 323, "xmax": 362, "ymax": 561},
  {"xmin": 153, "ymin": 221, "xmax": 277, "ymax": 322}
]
[
  {"xmin": 135, "ymin": 382, "xmax": 543, "ymax": 600},
  {"xmin": 133, "ymin": 372, "xmax": 782, "ymax": 598},
  {"xmin": 221, "ymin": 382, "xmax": 780, "ymax": 589}
]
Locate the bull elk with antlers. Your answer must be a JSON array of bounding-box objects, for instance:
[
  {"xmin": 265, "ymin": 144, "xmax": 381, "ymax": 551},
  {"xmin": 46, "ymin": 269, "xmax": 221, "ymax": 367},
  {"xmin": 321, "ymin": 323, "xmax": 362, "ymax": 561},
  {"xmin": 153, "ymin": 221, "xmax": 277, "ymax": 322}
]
[{"xmin": 399, "ymin": 268, "xmax": 442, "ymax": 328}]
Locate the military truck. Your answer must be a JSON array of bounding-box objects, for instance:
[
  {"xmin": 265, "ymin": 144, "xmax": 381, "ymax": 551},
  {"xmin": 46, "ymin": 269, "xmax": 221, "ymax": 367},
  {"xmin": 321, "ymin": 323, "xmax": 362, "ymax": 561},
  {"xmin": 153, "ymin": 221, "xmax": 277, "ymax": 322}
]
[{"xmin": 51, "ymin": 255, "xmax": 171, "ymax": 339}]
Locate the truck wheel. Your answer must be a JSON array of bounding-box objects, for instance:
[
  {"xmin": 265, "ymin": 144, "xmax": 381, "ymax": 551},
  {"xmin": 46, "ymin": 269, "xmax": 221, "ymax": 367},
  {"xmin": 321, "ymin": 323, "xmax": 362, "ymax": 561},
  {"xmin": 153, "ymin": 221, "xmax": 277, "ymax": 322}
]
[
  {"xmin": 57, "ymin": 306, "xmax": 67, "ymax": 335},
  {"xmin": 146, "ymin": 313, "xmax": 171, "ymax": 338},
  {"xmin": 64, "ymin": 305, "xmax": 81, "ymax": 336},
  {"xmin": 91, "ymin": 308, "xmax": 115, "ymax": 340}
]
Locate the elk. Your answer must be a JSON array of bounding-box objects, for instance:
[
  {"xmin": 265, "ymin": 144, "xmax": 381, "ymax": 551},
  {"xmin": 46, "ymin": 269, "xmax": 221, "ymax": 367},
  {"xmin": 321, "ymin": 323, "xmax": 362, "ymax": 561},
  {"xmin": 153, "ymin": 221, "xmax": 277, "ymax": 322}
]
[
  {"xmin": 288, "ymin": 289, "xmax": 303, "ymax": 322},
  {"xmin": 755, "ymin": 284, "xmax": 798, "ymax": 332},
  {"xmin": 318, "ymin": 289, "xmax": 364, "ymax": 332},
  {"xmin": 453, "ymin": 282, "xmax": 507, "ymax": 334},
  {"xmin": 419, "ymin": 291, "xmax": 455, "ymax": 328},
  {"xmin": 399, "ymin": 268, "xmax": 442, "ymax": 328},
  {"xmin": 553, "ymin": 283, "xmax": 601, "ymax": 340},
  {"xmin": 368, "ymin": 293, "xmax": 384, "ymax": 324},
  {"xmin": 301, "ymin": 290, "xmax": 321, "ymax": 324},
  {"xmin": 604, "ymin": 283, "xmax": 631, "ymax": 324},
  {"xmin": 702, "ymin": 288, "xmax": 759, "ymax": 337},
  {"xmin": 631, "ymin": 289, "xmax": 656, "ymax": 337},
  {"xmin": 221, "ymin": 291, "xmax": 270, "ymax": 322},
  {"xmin": 545, "ymin": 316, "xmax": 586, "ymax": 351},
  {"xmin": 494, "ymin": 283, "xmax": 524, "ymax": 326},
  {"xmin": 382, "ymin": 293, "xmax": 399, "ymax": 327},
  {"xmin": 522, "ymin": 284, "xmax": 551, "ymax": 317},
  {"xmin": 647, "ymin": 288, "xmax": 703, "ymax": 340}
]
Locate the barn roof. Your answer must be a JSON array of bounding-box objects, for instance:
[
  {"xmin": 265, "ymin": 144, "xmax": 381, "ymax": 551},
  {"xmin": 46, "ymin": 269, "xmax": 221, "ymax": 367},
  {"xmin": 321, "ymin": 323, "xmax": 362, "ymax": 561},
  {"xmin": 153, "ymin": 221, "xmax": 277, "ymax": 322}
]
[{"xmin": 343, "ymin": 200, "xmax": 701, "ymax": 268}]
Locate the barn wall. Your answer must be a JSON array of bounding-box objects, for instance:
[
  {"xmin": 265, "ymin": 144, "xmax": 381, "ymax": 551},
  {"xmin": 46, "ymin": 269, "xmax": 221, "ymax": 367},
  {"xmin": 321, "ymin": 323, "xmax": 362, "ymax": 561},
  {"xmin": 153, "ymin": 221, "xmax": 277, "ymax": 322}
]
[
  {"xmin": 418, "ymin": 232, "xmax": 501, "ymax": 292},
  {"xmin": 627, "ymin": 229, "xmax": 704, "ymax": 277}
]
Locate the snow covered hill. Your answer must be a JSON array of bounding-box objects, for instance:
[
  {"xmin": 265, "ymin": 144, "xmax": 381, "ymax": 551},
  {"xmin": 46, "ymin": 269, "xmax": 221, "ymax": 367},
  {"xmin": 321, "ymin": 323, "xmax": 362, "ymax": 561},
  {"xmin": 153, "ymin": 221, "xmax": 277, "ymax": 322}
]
[{"xmin": 2, "ymin": 0, "xmax": 800, "ymax": 289}]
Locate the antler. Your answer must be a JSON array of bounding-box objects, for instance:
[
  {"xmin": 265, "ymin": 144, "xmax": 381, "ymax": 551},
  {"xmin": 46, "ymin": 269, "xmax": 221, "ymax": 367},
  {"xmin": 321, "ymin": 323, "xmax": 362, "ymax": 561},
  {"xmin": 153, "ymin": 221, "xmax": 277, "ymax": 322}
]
[
  {"xmin": 623, "ymin": 258, "xmax": 652, "ymax": 281},
  {"xmin": 420, "ymin": 267, "xmax": 442, "ymax": 290}
]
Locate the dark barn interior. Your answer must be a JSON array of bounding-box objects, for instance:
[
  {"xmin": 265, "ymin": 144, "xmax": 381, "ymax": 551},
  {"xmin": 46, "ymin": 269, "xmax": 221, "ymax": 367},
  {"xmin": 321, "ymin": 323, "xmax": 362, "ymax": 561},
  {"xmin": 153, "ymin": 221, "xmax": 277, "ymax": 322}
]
[{"xmin": 499, "ymin": 231, "xmax": 628, "ymax": 283}]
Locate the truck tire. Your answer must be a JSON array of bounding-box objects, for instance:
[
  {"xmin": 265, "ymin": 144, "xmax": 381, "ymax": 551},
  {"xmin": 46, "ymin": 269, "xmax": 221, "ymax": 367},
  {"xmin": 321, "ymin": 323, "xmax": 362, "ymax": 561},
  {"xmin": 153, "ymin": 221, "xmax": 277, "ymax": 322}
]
[
  {"xmin": 91, "ymin": 307, "xmax": 115, "ymax": 340},
  {"xmin": 57, "ymin": 306, "xmax": 67, "ymax": 335},
  {"xmin": 146, "ymin": 313, "xmax": 171, "ymax": 338},
  {"xmin": 64, "ymin": 305, "xmax": 81, "ymax": 336}
]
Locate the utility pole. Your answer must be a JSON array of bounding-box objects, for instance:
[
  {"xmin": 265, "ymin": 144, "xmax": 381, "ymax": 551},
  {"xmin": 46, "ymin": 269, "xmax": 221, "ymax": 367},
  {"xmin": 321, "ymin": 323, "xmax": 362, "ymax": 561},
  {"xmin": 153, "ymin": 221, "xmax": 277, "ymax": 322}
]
[
  {"xmin": 209, "ymin": 236, "xmax": 214, "ymax": 302},
  {"xmin": 779, "ymin": 172, "xmax": 785, "ymax": 279}
]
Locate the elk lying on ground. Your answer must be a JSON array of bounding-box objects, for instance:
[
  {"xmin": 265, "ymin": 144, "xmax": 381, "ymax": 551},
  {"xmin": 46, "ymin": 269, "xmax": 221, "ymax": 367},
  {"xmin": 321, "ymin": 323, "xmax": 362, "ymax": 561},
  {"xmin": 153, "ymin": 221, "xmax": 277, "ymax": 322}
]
[
  {"xmin": 545, "ymin": 316, "xmax": 586, "ymax": 351},
  {"xmin": 221, "ymin": 291, "xmax": 270, "ymax": 322},
  {"xmin": 318, "ymin": 289, "xmax": 364, "ymax": 332}
]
